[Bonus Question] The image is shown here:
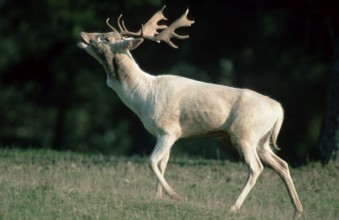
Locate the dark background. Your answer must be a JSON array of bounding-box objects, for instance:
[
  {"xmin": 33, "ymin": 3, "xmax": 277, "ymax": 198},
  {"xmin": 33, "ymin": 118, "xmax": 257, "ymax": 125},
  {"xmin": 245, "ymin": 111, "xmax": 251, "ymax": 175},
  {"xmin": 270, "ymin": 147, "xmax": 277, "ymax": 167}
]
[{"xmin": 0, "ymin": 0, "xmax": 338, "ymax": 165}]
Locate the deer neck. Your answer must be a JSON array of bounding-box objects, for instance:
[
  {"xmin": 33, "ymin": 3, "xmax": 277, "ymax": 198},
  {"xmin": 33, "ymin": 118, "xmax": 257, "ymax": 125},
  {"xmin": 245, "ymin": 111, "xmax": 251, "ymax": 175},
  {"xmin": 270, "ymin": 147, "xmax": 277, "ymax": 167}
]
[{"xmin": 104, "ymin": 51, "xmax": 154, "ymax": 116}]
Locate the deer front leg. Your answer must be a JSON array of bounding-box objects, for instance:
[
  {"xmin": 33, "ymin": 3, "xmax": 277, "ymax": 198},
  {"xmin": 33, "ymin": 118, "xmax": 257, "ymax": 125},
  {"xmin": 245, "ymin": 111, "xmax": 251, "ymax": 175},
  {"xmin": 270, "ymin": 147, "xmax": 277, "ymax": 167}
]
[
  {"xmin": 149, "ymin": 135, "xmax": 180, "ymax": 200},
  {"xmin": 155, "ymin": 151, "xmax": 170, "ymax": 199}
]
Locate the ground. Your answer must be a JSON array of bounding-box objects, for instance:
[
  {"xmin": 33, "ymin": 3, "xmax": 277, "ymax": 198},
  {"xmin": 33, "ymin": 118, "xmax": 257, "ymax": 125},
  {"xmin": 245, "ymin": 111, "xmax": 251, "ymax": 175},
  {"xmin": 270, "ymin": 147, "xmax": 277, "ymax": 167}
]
[{"xmin": 0, "ymin": 149, "xmax": 338, "ymax": 220}]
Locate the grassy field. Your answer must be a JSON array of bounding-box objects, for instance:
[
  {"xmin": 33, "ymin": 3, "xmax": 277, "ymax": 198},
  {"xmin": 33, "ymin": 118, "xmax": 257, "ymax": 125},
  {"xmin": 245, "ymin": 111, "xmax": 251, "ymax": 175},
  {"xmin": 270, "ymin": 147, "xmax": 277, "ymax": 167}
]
[{"xmin": 0, "ymin": 149, "xmax": 338, "ymax": 220}]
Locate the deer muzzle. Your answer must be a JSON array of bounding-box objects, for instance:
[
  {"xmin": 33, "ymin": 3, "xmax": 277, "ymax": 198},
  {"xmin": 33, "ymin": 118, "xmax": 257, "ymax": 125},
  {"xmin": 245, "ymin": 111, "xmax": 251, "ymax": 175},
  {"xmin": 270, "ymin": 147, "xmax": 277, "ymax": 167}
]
[{"xmin": 78, "ymin": 32, "xmax": 90, "ymax": 49}]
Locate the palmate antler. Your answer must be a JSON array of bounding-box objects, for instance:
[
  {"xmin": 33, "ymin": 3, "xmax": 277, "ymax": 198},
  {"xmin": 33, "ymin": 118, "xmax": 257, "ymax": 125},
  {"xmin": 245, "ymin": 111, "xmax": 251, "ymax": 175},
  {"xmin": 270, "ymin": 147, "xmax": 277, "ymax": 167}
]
[{"xmin": 106, "ymin": 5, "xmax": 194, "ymax": 48}]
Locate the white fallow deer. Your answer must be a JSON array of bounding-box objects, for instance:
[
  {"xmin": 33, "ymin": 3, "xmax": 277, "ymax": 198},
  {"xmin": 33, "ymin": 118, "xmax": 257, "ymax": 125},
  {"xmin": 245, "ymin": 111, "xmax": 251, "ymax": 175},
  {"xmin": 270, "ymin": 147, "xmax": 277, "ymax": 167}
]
[{"xmin": 78, "ymin": 6, "xmax": 303, "ymax": 218}]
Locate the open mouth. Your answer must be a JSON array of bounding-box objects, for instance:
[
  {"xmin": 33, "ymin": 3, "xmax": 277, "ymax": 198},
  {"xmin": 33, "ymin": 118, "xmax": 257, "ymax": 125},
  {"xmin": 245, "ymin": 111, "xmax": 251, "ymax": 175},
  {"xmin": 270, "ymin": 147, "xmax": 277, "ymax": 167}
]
[{"xmin": 78, "ymin": 32, "xmax": 90, "ymax": 48}]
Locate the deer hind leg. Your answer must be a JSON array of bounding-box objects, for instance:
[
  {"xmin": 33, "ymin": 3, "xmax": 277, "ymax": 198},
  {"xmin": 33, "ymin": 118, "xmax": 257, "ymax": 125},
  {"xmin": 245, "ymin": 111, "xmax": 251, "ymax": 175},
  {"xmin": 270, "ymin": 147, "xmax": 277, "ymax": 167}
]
[
  {"xmin": 230, "ymin": 140, "xmax": 264, "ymax": 212},
  {"xmin": 257, "ymin": 142, "xmax": 303, "ymax": 218},
  {"xmin": 149, "ymin": 135, "xmax": 180, "ymax": 200},
  {"xmin": 155, "ymin": 151, "xmax": 170, "ymax": 199}
]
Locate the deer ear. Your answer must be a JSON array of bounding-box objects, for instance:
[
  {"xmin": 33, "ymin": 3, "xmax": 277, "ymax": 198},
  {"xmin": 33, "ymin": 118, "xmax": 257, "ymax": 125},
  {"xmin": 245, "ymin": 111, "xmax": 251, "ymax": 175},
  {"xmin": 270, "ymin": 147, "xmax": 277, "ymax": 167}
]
[{"xmin": 117, "ymin": 38, "xmax": 144, "ymax": 51}]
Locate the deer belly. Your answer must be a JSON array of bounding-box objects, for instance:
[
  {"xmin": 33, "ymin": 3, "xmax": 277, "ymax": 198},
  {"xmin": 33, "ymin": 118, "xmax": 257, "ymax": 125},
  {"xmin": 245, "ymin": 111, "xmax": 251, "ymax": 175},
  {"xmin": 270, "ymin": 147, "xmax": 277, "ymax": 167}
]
[{"xmin": 179, "ymin": 110, "xmax": 228, "ymax": 138}]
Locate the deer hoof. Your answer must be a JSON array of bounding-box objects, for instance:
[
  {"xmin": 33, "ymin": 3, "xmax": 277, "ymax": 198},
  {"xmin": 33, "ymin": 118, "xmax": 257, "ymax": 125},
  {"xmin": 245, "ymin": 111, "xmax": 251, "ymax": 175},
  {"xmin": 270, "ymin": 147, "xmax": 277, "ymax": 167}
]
[
  {"xmin": 293, "ymin": 210, "xmax": 302, "ymax": 219},
  {"xmin": 170, "ymin": 192, "xmax": 182, "ymax": 201},
  {"xmin": 229, "ymin": 205, "xmax": 239, "ymax": 213}
]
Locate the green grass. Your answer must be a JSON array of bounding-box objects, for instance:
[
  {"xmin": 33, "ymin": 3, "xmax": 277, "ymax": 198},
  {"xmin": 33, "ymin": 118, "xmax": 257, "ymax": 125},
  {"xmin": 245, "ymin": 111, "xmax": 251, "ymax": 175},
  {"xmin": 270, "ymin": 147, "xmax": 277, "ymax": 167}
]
[{"xmin": 0, "ymin": 148, "xmax": 338, "ymax": 220}]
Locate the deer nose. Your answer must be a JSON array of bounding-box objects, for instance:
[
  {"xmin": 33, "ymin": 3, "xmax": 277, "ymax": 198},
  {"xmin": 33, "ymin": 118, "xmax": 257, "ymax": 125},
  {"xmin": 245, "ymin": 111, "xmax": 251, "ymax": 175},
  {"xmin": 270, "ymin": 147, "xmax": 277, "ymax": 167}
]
[
  {"xmin": 80, "ymin": 32, "xmax": 87, "ymax": 38},
  {"xmin": 79, "ymin": 32, "xmax": 90, "ymax": 44}
]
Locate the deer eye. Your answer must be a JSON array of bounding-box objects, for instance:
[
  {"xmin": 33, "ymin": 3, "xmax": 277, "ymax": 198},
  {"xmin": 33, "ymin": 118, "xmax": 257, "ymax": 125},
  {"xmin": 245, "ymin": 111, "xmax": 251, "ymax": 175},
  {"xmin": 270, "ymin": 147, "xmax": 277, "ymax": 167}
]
[{"xmin": 98, "ymin": 36, "xmax": 110, "ymax": 43}]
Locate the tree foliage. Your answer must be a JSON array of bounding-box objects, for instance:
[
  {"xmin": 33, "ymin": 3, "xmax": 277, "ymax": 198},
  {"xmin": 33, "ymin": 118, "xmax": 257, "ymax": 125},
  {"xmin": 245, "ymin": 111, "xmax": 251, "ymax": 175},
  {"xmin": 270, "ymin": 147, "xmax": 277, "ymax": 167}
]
[{"xmin": 0, "ymin": 0, "xmax": 337, "ymax": 164}]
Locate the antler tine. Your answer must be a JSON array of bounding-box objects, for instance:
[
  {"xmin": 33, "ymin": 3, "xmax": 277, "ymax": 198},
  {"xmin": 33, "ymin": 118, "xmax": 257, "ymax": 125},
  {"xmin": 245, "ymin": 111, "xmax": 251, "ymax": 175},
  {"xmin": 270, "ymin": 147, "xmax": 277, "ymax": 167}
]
[
  {"xmin": 155, "ymin": 8, "xmax": 194, "ymax": 48},
  {"xmin": 117, "ymin": 14, "xmax": 141, "ymax": 36},
  {"xmin": 106, "ymin": 18, "xmax": 119, "ymax": 32},
  {"xmin": 117, "ymin": 14, "xmax": 124, "ymax": 32}
]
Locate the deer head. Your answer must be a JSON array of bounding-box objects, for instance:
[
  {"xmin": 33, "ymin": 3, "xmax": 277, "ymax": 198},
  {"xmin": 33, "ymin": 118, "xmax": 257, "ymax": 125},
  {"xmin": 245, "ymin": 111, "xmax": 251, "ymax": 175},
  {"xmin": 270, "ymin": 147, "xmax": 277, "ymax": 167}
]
[{"xmin": 78, "ymin": 31, "xmax": 143, "ymax": 73}]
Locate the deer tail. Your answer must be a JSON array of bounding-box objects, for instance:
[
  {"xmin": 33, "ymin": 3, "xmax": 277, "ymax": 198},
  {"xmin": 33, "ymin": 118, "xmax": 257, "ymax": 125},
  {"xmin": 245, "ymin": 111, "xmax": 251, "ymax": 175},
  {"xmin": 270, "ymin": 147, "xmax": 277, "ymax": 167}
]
[{"xmin": 270, "ymin": 106, "xmax": 284, "ymax": 151}]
